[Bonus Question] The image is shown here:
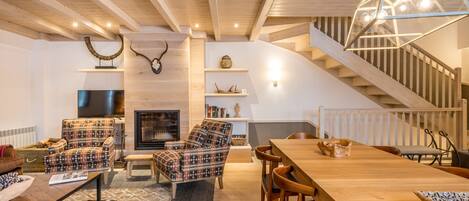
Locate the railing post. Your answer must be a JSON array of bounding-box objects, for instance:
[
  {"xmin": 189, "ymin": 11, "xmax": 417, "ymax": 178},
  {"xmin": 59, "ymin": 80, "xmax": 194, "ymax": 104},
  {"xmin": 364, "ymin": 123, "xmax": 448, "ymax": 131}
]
[
  {"xmin": 318, "ymin": 106, "xmax": 325, "ymax": 139},
  {"xmin": 461, "ymin": 99, "xmax": 467, "ymax": 150},
  {"xmin": 455, "ymin": 67, "xmax": 462, "ymax": 107}
]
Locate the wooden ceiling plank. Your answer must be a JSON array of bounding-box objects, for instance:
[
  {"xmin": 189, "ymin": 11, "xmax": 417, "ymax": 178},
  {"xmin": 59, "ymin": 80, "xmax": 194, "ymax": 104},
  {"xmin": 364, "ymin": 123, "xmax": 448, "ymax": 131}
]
[
  {"xmin": 37, "ymin": 0, "xmax": 114, "ymax": 40},
  {"xmin": 250, "ymin": 0, "xmax": 275, "ymax": 41},
  {"xmin": 92, "ymin": 0, "xmax": 140, "ymax": 32},
  {"xmin": 0, "ymin": 19, "xmax": 42, "ymax": 39},
  {"xmin": 208, "ymin": 0, "xmax": 221, "ymax": 41},
  {"xmin": 0, "ymin": 0, "xmax": 79, "ymax": 40},
  {"xmin": 149, "ymin": 0, "xmax": 181, "ymax": 33}
]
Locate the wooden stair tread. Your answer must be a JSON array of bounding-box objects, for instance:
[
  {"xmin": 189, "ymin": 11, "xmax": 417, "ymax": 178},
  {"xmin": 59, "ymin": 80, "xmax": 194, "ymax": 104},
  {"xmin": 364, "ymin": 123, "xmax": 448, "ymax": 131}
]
[
  {"xmin": 366, "ymin": 86, "xmax": 386, "ymax": 96},
  {"xmin": 379, "ymin": 96, "xmax": 401, "ymax": 105},
  {"xmin": 325, "ymin": 58, "xmax": 342, "ymax": 69},
  {"xmin": 338, "ymin": 68, "xmax": 357, "ymax": 78},
  {"xmin": 352, "ymin": 77, "xmax": 372, "ymax": 87},
  {"xmin": 311, "ymin": 49, "xmax": 327, "ymax": 61}
]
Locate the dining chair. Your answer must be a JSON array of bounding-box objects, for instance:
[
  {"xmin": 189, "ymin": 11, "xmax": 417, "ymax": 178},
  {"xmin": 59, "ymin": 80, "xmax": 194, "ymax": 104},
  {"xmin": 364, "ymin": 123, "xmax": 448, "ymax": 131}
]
[
  {"xmin": 435, "ymin": 166, "xmax": 469, "ymax": 179},
  {"xmin": 286, "ymin": 132, "xmax": 317, "ymax": 140},
  {"xmin": 255, "ymin": 145, "xmax": 287, "ymax": 201},
  {"xmin": 273, "ymin": 165, "xmax": 317, "ymax": 201},
  {"xmin": 372, "ymin": 146, "xmax": 401, "ymax": 156}
]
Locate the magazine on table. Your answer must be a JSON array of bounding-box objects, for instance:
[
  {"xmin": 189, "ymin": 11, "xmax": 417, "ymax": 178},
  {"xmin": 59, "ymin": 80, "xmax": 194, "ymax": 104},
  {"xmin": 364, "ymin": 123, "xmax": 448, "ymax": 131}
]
[{"xmin": 48, "ymin": 171, "xmax": 88, "ymax": 185}]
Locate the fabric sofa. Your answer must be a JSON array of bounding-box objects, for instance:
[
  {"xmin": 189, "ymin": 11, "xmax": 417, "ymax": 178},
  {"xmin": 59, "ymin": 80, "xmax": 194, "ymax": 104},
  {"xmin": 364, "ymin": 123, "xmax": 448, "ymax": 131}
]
[
  {"xmin": 43, "ymin": 118, "xmax": 116, "ymax": 174},
  {"xmin": 0, "ymin": 145, "xmax": 23, "ymax": 175},
  {"xmin": 154, "ymin": 119, "xmax": 232, "ymax": 199}
]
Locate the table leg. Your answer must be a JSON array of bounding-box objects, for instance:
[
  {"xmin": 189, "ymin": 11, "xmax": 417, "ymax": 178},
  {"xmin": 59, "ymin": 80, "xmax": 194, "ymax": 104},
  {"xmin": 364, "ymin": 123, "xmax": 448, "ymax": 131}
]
[
  {"xmin": 127, "ymin": 161, "xmax": 132, "ymax": 178},
  {"xmin": 97, "ymin": 174, "xmax": 102, "ymax": 201}
]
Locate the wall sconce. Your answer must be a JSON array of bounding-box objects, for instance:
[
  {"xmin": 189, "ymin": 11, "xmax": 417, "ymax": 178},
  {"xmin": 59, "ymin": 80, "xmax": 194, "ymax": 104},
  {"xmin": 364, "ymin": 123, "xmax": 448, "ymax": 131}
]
[{"xmin": 269, "ymin": 60, "xmax": 281, "ymax": 87}]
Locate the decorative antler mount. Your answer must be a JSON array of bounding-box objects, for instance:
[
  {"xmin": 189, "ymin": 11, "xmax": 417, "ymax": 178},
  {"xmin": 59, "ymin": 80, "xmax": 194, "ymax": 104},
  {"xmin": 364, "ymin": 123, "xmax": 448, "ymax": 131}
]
[{"xmin": 129, "ymin": 41, "xmax": 168, "ymax": 75}]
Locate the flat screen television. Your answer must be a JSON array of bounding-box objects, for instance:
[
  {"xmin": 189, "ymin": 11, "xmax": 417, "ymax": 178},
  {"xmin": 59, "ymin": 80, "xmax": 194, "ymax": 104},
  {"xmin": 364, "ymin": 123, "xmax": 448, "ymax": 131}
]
[{"xmin": 77, "ymin": 90, "xmax": 124, "ymax": 118}]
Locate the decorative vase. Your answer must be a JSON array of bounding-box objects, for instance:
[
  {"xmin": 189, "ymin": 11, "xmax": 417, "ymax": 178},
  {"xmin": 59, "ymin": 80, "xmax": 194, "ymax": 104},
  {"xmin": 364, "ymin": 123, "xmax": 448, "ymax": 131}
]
[
  {"xmin": 220, "ymin": 55, "xmax": 232, "ymax": 69},
  {"xmin": 234, "ymin": 103, "xmax": 241, "ymax": 118}
]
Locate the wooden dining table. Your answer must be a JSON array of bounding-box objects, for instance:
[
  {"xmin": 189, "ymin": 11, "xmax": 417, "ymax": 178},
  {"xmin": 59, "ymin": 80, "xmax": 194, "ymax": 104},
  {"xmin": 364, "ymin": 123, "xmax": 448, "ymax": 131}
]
[{"xmin": 270, "ymin": 139, "xmax": 469, "ymax": 201}]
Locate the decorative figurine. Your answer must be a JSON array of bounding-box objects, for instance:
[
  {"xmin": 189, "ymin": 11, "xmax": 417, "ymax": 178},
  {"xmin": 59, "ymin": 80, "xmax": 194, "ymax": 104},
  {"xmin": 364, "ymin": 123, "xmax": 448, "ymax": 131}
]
[
  {"xmin": 234, "ymin": 103, "xmax": 241, "ymax": 118},
  {"xmin": 220, "ymin": 108, "xmax": 226, "ymax": 118},
  {"xmin": 220, "ymin": 55, "xmax": 232, "ymax": 69}
]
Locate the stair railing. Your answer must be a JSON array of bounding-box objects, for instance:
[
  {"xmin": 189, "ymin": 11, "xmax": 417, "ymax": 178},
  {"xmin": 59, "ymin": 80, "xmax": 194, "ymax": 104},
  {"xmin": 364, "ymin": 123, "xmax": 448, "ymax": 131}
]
[
  {"xmin": 317, "ymin": 102, "xmax": 467, "ymax": 150},
  {"xmin": 313, "ymin": 17, "xmax": 462, "ymax": 108}
]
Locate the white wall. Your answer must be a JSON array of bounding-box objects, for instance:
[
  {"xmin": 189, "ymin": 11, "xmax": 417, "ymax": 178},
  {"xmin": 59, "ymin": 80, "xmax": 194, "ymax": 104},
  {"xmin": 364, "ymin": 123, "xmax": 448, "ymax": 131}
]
[
  {"xmin": 205, "ymin": 41, "xmax": 379, "ymax": 125},
  {"xmin": 40, "ymin": 41, "xmax": 123, "ymax": 138},
  {"xmin": 0, "ymin": 30, "xmax": 39, "ymax": 131},
  {"xmin": 0, "ymin": 30, "xmax": 122, "ymax": 139}
]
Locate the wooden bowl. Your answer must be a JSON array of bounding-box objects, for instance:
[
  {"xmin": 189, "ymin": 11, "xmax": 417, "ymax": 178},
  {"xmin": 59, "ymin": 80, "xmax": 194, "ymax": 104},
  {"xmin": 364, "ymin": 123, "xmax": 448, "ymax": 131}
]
[{"xmin": 317, "ymin": 139, "xmax": 352, "ymax": 158}]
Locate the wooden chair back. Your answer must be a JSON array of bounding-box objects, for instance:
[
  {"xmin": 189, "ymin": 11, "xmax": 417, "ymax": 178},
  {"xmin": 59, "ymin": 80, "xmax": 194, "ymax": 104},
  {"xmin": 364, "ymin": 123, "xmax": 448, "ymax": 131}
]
[
  {"xmin": 372, "ymin": 146, "xmax": 401, "ymax": 156},
  {"xmin": 286, "ymin": 132, "xmax": 317, "ymax": 140},
  {"xmin": 435, "ymin": 166, "xmax": 469, "ymax": 179},
  {"xmin": 273, "ymin": 165, "xmax": 316, "ymax": 201},
  {"xmin": 255, "ymin": 145, "xmax": 282, "ymax": 201}
]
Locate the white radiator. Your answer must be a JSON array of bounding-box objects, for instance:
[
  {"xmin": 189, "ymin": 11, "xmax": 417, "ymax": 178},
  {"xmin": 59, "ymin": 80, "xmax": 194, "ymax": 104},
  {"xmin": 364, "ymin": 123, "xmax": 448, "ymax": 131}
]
[{"xmin": 0, "ymin": 126, "xmax": 37, "ymax": 148}]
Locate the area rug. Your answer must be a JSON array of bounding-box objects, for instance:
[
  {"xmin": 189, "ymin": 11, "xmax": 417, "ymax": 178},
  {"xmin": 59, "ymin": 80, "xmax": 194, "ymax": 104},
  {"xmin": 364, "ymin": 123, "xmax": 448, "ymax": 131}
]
[{"xmin": 64, "ymin": 168, "xmax": 215, "ymax": 201}]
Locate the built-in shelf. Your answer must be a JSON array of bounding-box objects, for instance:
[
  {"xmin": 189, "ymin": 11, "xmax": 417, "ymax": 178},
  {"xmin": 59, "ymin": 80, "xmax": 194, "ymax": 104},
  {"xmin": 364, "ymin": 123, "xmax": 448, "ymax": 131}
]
[
  {"xmin": 206, "ymin": 117, "xmax": 249, "ymax": 122},
  {"xmin": 78, "ymin": 68, "xmax": 124, "ymax": 72},
  {"xmin": 205, "ymin": 93, "xmax": 248, "ymax": 97},
  {"xmin": 204, "ymin": 68, "xmax": 248, "ymax": 72}
]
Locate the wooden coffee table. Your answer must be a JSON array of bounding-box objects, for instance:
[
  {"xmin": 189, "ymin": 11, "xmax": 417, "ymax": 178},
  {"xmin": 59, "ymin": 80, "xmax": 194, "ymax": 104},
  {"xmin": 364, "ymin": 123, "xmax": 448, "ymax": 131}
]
[{"xmin": 11, "ymin": 172, "xmax": 102, "ymax": 201}]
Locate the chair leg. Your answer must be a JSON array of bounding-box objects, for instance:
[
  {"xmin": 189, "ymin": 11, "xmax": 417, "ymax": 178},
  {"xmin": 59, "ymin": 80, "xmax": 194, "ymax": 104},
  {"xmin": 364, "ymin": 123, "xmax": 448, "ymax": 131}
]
[
  {"xmin": 103, "ymin": 171, "xmax": 109, "ymax": 185},
  {"xmin": 279, "ymin": 190, "xmax": 286, "ymax": 201},
  {"xmin": 171, "ymin": 183, "xmax": 177, "ymax": 199},
  {"xmin": 155, "ymin": 168, "xmax": 160, "ymax": 183},
  {"xmin": 217, "ymin": 176, "xmax": 224, "ymax": 189},
  {"xmin": 261, "ymin": 187, "xmax": 265, "ymax": 201},
  {"xmin": 417, "ymin": 155, "xmax": 422, "ymax": 163}
]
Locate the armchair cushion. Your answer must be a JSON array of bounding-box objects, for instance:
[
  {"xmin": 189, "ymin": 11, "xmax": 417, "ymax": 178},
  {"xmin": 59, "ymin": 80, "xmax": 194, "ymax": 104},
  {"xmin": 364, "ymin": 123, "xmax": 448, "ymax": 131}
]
[
  {"xmin": 185, "ymin": 125, "xmax": 208, "ymax": 149},
  {"xmin": 201, "ymin": 120, "xmax": 232, "ymax": 148},
  {"xmin": 47, "ymin": 139, "xmax": 67, "ymax": 155},
  {"xmin": 62, "ymin": 118, "xmax": 115, "ymax": 149},
  {"xmin": 180, "ymin": 146, "xmax": 229, "ymax": 180},
  {"xmin": 44, "ymin": 147, "xmax": 108, "ymax": 167},
  {"xmin": 164, "ymin": 141, "xmax": 187, "ymax": 150}
]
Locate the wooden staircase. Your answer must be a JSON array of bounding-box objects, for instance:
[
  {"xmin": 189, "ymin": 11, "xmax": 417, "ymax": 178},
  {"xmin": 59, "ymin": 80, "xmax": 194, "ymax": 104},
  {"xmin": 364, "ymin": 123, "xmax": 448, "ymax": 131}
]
[{"xmin": 266, "ymin": 18, "xmax": 462, "ymax": 110}]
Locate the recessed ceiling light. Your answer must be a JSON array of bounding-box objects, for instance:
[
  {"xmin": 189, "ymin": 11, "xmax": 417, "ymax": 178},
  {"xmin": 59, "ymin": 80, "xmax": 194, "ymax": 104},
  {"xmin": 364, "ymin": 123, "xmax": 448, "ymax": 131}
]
[
  {"xmin": 399, "ymin": 4, "xmax": 408, "ymax": 12},
  {"xmin": 194, "ymin": 23, "xmax": 200, "ymax": 28},
  {"xmin": 234, "ymin": 23, "xmax": 239, "ymax": 28},
  {"xmin": 106, "ymin": 22, "xmax": 112, "ymax": 28},
  {"xmin": 72, "ymin": 22, "xmax": 79, "ymax": 28}
]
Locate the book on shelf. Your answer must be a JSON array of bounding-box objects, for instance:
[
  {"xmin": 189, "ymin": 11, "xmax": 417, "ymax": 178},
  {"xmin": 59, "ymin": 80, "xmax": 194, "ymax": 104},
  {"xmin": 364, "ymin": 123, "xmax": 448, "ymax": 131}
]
[{"xmin": 48, "ymin": 171, "xmax": 88, "ymax": 185}]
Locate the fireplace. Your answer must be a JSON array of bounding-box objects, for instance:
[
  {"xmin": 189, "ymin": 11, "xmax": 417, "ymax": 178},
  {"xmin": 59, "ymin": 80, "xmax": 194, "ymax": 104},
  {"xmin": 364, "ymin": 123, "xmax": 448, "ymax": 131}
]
[{"xmin": 134, "ymin": 110, "xmax": 180, "ymax": 150}]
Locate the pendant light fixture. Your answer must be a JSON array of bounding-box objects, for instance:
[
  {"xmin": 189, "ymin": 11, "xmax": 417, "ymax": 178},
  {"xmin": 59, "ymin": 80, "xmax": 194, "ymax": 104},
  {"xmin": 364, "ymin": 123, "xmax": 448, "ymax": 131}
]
[{"xmin": 345, "ymin": 0, "xmax": 469, "ymax": 51}]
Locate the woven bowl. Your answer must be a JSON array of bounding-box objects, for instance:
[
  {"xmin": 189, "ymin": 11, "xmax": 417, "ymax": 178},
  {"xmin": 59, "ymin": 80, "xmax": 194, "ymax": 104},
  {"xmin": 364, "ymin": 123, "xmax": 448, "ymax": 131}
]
[{"xmin": 317, "ymin": 139, "xmax": 352, "ymax": 158}]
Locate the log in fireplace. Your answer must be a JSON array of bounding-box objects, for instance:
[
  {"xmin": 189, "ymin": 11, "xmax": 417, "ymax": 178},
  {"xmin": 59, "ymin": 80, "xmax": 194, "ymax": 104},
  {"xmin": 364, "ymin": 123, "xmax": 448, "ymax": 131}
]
[{"xmin": 134, "ymin": 110, "xmax": 180, "ymax": 150}]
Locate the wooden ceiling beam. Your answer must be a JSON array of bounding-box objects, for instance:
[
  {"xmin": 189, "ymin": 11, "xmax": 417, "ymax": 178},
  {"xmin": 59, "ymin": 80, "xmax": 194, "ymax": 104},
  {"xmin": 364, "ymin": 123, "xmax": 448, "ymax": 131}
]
[
  {"xmin": 208, "ymin": 0, "xmax": 221, "ymax": 41},
  {"xmin": 150, "ymin": 0, "xmax": 181, "ymax": 33},
  {"xmin": 37, "ymin": 0, "xmax": 115, "ymax": 40},
  {"xmin": 0, "ymin": 19, "xmax": 43, "ymax": 39},
  {"xmin": 249, "ymin": 0, "xmax": 275, "ymax": 41},
  {"xmin": 0, "ymin": 0, "xmax": 79, "ymax": 40},
  {"xmin": 92, "ymin": 0, "xmax": 140, "ymax": 32}
]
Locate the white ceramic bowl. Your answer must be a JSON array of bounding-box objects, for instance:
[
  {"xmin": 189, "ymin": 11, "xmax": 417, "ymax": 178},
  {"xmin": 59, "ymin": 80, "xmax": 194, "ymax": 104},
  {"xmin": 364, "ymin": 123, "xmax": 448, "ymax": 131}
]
[{"xmin": 0, "ymin": 175, "xmax": 34, "ymax": 201}]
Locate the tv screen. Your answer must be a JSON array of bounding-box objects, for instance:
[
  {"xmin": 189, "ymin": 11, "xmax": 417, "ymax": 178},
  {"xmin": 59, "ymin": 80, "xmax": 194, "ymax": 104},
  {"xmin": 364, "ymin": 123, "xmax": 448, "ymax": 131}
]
[{"xmin": 77, "ymin": 90, "xmax": 124, "ymax": 118}]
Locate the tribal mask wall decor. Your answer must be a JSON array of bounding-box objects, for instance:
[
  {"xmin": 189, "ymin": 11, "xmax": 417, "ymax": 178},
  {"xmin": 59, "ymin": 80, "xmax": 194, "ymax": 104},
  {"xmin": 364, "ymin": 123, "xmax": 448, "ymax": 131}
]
[
  {"xmin": 129, "ymin": 41, "xmax": 168, "ymax": 75},
  {"xmin": 84, "ymin": 34, "xmax": 124, "ymax": 69}
]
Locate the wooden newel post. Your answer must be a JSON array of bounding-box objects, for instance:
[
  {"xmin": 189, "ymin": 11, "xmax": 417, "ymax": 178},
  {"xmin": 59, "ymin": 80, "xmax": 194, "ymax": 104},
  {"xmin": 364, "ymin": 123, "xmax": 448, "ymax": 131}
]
[
  {"xmin": 318, "ymin": 106, "xmax": 325, "ymax": 139},
  {"xmin": 455, "ymin": 67, "xmax": 462, "ymax": 107},
  {"xmin": 461, "ymin": 99, "xmax": 467, "ymax": 150}
]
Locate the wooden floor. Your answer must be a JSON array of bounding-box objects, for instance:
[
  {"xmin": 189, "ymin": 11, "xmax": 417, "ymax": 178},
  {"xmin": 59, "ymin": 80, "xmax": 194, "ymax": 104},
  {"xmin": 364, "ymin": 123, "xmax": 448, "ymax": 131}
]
[{"xmin": 214, "ymin": 158, "xmax": 262, "ymax": 201}]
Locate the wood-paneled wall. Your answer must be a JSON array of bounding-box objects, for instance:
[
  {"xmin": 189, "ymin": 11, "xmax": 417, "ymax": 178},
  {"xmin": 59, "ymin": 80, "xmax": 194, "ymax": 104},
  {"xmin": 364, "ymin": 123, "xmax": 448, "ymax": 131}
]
[
  {"xmin": 124, "ymin": 36, "xmax": 190, "ymax": 153},
  {"xmin": 189, "ymin": 39, "xmax": 206, "ymax": 128}
]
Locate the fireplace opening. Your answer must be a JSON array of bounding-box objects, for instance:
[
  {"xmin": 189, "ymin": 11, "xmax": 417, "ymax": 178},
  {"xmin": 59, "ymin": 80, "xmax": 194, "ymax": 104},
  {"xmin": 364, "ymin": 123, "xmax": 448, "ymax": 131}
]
[{"xmin": 134, "ymin": 110, "xmax": 180, "ymax": 150}]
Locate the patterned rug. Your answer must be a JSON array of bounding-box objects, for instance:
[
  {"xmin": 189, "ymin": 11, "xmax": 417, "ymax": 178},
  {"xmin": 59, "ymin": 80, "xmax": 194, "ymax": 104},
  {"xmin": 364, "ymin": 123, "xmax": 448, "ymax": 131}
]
[{"xmin": 64, "ymin": 168, "xmax": 214, "ymax": 201}]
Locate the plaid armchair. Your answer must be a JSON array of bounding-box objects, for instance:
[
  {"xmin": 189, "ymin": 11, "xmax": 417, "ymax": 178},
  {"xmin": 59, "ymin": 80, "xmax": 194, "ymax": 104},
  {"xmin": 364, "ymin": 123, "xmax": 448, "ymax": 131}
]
[
  {"xmin": 154, "ymin": 119, "xmax": 232, "ymax": 199},
  {"xmin": 44, "ymin": 118, "xmax": 116, "ymax": 173}
]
